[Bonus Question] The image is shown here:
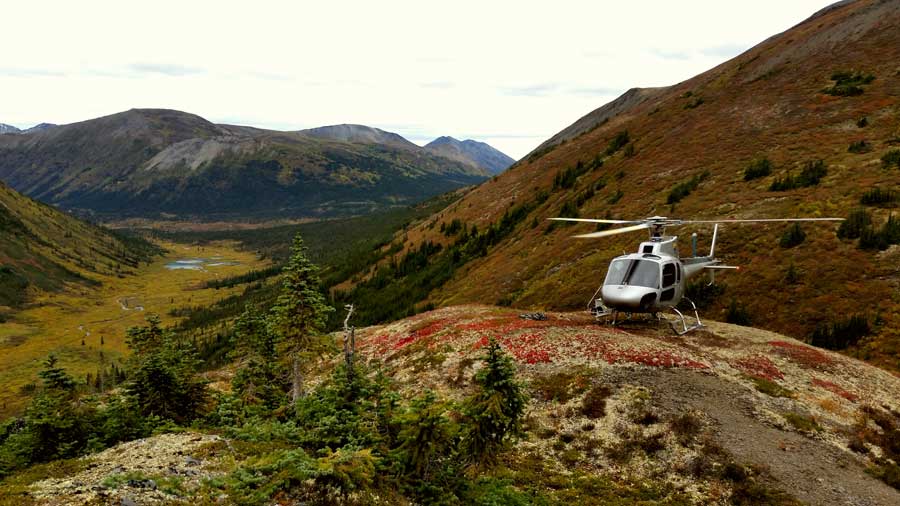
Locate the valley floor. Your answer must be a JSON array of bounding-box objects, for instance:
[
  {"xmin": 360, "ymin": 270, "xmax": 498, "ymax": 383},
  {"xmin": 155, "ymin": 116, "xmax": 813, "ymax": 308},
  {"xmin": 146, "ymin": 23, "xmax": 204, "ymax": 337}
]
[{"xmin": 0, "ymin": 241, "xmax": 268, "ymax": 417}]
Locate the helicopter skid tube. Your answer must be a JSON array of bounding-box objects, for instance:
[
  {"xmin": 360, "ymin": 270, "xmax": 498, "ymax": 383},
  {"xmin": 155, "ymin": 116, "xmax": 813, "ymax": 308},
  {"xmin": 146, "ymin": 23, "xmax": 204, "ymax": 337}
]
[{"xmin": 668, "ymin": 297, "xmax": 704, "ymax": 335}]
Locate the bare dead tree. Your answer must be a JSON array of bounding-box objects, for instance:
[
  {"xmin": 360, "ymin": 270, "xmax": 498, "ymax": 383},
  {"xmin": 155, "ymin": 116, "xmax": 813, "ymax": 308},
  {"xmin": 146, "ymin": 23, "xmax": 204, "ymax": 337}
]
[{"xmin": 343, "ymin": 304, "xmax": 355, "ymax": 382}]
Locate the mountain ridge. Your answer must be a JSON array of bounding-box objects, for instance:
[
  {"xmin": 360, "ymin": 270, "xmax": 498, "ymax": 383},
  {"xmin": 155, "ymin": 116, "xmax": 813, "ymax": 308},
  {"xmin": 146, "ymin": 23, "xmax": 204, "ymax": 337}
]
[
  {"xmin": 425, "ymin": 135, "xmax": 516, "ymax": 174},
  {"xmin": 0, "ymin": 109, "xmax": 491, "ymax": 220}
]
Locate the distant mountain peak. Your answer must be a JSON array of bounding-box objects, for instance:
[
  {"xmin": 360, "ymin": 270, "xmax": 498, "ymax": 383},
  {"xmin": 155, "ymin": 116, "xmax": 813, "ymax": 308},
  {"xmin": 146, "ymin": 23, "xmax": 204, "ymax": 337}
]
[
  {"xmin": 429, "ymin": 135, "xmax": 459, "ymax": 144},
  {"xmin": 424, "ymin": 136, "xmax": 515, "ymax": 175},
  {"xmin": 0, "ymin": 123, "xmax": 22, "ymax": 135},
  {"xmin": 24, "ymin": 123, "xmax": 57, "ymax": 133},
  {"xmin": 300, "ymin": 124, "xmax": 418, "ymax": 150}
]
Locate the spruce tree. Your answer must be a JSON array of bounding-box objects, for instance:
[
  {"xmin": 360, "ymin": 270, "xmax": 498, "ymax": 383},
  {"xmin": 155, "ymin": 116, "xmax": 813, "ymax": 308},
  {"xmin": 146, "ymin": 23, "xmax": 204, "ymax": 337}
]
[
  {"xmin": 124, "ymin": 315, "xmax": 207, "ymax": 423},
  {"xmin": 271, "ymin": 233, "xmax": 333, "ymax": 401},
  {"xmin": 232, "ymin": 306, "xmax": 284, "ymax": 411},
  {"xmin": 461, "ymin": 338, "xmax": 527, "ymax": 468},
  {"xmin": 38, "ymin": 355, "xmax": 76, "ymax": 392}
]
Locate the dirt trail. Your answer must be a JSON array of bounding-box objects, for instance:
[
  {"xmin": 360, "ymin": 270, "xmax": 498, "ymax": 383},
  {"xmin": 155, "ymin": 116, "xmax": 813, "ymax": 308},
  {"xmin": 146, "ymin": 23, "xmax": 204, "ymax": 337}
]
[{"xmin": 608, "ymin": 368, "xmax": 900, "ymax": 506}]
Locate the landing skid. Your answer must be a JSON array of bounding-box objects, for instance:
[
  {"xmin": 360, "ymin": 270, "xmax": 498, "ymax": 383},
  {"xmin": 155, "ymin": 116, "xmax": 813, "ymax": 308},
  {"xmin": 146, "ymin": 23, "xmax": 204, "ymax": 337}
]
[
  {"xmin": 588, "ymin": 294, "xmax": 705, "ymax": 335},
  {"xmin": 665, "ymin": 297, "xmax": 704, "ymax": 335}
]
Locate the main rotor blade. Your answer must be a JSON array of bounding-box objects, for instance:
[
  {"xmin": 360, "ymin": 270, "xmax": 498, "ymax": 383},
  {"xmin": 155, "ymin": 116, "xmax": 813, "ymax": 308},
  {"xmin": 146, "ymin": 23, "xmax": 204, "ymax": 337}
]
[
  {"xmin": 679, "ymin": 218, "xmax": 844, "ymax": 224},
  {"xmin": 548, "ymin": 217, "xmax": 638, "ymax": 224},
  {"xmin": 573, "ymin": 223, "xmax": 650, "ymax": 238}
]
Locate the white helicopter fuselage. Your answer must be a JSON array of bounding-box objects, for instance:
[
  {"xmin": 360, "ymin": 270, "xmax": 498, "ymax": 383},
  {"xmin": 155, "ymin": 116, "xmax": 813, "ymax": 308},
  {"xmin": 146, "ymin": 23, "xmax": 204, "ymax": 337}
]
[{"xmin": 599, "ymin": 235, "xmax": 717, "ymax": 313}]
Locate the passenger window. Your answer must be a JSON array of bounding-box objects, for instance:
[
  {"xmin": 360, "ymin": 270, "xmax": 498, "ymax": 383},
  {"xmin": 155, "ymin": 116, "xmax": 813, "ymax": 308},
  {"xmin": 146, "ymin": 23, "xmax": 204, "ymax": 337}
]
[{"xmin": 662, "ymin": 263, "xmax": 676, "ymax": 287}]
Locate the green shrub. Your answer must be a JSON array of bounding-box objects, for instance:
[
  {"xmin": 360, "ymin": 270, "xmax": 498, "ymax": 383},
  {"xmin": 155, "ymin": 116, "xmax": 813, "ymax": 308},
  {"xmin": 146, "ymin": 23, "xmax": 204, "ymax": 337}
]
[
  {"xmin": 726, "ymin": 298, "xmax": 752, "ymax": 326},
  {"xmin": 838, "ymin": 209, "xmax": 872, "ymax": 239},
  {"xmin": 860, "ymin": 187, "xmax": 898, "ymax": 207},
  {"xmin": 769, "ymin": 160, "xmax": 827, "ymax": 191},
  {"xmin": 822, "ymin": 70, "xmax": 875, "ymax": 96},
  {"xmin": 464, "ymin": 477, "xmax": 531, "ymax": 506},
  {"xmin": 607, "ymin": 189, "xmax": 624, "ymax": 205},
  {"xmin": 667, "ymin": 171, "xmax": 709, "ymax": 204},
  {"xmin": 743, "ymin": 158, "xmax": 772, "ymax": 181},
  {"xmin": 683, "ymin": 96, "xmax": 704, "ymax": 109},
  {"xmin": 810, "ymin": 314, "xmax": 870, "ymax": 350},
  {"xmin": 604, "ymin": 131, "xmax": 630, "ymax": 156},
  {"xmin": 532, "ymin": 371, "xmax": 590, "ymax": 403},
  {"xmin": 848, "ymin": 140, "xmax": 871, "ymax": 153},
  {"xmin": 580, "ymin": 384, "xmax": 612, "ymax": 418},
  {"xmin": 784, "ymin": 263, "xmax": 801, "ymax": 284},
  {"xmin": 752, "ymin": 377, "xmax": 794, "ymax": 398},
  {"xmin": 779, "ymin": 223, "xmax": 806, "ymax": 248},
  {"xmin": 669, "ymin": 412, "xmax": 703, "ymax": 446},
  {"xmin": 553, "ymin": 160, "xmax": 590, "ymax": 190},
  {"xmin": 882, "ymin": 149, "xmax": 900, "ymax": 169},
  {"xmin": 783, "ymin": 412, "xmax": 821, "ymax": 433},
  {"xmin": 857, "ymin": 116, "xmax": 868, "ymax": 128}
]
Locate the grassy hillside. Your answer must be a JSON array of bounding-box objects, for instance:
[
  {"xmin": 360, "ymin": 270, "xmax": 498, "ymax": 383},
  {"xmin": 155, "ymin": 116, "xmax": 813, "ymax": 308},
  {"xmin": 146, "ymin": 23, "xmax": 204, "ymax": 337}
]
[
  {"xmin": 0, "ymin": 181, "xmax": 160, "ymax": 309},
  {"xmin": 0, "ymin": 109, "xmax": 488, "ymax": 220},
  {"xmin": 329, "ymin": 0, "xmax": 900, "ymax": 371}
]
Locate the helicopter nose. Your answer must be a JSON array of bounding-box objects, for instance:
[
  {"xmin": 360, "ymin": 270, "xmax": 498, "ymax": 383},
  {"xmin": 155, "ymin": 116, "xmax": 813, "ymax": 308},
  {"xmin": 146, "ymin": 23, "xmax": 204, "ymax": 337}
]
[{"xmin": 601, "ymin": 285, "xmax": 657, "ymax": 311}]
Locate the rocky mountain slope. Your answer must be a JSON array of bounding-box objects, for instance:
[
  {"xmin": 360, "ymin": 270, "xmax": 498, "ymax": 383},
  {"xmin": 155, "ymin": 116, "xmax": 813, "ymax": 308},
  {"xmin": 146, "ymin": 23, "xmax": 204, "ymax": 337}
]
[
  {"xmin": 0, "ymin": 124, "xmax": 21, "ymax": 135},
  {"xmin": 0, "ymin": 180, "xmax": 158, "ymax": 309},
  {"xmin": 425, "ymin": 136, "xmax": 516, "ymax": 174},
  {"xmin": 0, "ymin": 110, "xmax": 489, "ymax": 220},
  {"xmin": 346, "ymin": 0, "xmax": 900, "ymax": 371},
  {"xmin": 14, "ymin": 305, "xmax": 900, "ymax": 505}
]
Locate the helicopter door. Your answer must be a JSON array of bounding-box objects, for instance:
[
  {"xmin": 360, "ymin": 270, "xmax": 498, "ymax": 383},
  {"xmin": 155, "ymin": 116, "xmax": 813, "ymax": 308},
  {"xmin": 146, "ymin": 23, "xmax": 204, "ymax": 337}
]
[{"xmin": 660, "ymin": 262, "xmax": 677, "ymax": 302}]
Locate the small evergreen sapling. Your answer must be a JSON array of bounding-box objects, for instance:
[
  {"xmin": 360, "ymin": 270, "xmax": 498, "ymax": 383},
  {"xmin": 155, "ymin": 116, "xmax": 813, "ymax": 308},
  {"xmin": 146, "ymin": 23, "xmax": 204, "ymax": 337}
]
[{"xmin": 461, "ymin": 338, "xmax": 527, "ymax": 468}]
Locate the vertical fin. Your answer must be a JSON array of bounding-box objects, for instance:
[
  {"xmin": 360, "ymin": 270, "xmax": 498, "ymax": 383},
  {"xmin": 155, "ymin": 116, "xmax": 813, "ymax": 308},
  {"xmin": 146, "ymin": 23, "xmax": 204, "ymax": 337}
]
[{"xmin": 709, "ymin": 224, "xmax": 718, "ymax": 258}]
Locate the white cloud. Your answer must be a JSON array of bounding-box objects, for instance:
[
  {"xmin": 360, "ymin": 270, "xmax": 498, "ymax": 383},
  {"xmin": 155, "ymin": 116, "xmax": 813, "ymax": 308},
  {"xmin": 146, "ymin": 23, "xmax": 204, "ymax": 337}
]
[{"xmin": 2, "ymin": 0, "xmax": 836, "ymax": 159}]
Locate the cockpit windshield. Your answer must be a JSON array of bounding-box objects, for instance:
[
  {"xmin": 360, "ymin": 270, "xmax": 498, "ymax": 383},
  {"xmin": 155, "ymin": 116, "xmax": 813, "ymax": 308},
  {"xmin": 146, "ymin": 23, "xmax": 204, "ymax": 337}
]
[{"xmin": 604, "ymin": 259, "xmax": 660, "ymax": 288}]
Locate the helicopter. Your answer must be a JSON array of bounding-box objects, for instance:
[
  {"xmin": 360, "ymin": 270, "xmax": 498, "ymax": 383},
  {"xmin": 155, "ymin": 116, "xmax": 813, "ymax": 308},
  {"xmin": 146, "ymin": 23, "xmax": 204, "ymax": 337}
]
[{"xmin": 548, "ymin": 215, "xmax": 844, "ymax": 334}]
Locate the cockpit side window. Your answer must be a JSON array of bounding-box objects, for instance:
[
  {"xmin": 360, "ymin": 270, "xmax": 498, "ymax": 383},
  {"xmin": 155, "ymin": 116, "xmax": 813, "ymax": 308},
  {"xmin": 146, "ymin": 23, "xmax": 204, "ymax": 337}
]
[{"xmin": 662, "ymin": 263, "xmax": 676, "ymax": 287}]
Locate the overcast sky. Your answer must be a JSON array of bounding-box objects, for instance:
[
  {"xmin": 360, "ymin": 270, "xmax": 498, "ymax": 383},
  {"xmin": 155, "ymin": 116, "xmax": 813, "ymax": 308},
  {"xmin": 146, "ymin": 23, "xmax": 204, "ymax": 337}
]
[{"xmin": 3, "ymin": 0, "xmax": 837, "ymax": 159}]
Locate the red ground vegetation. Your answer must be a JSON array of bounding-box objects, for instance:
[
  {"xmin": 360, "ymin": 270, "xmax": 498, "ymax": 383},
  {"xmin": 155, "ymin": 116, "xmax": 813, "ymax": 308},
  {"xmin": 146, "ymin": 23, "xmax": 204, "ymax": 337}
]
[
  {"xmin": 812, "ymin": 377, "xmax": 859, "ymax": 402},
  {"xmin": 732, "ymin": 355, "xmax": 785, "ymax": 381},
  {"xmin": 769, "ymin": 341, "xmax": 835, "ymax": 369}
]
